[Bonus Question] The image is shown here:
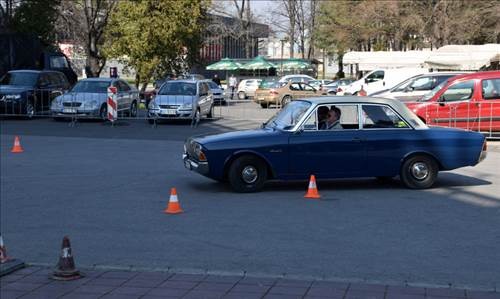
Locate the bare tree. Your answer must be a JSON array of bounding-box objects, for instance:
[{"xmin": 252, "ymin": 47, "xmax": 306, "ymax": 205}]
[{"xmin": 56, "ymin": 0, "xmax": 117, "ymax": 77}]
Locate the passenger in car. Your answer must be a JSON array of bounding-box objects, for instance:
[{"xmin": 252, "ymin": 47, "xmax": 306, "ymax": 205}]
[
  {"xmin": 320, "ymin": 106, "xmax": 342, "ymax": 130},
  {"xmin": 317, "ymin": 106, "xmax": 330, "ymax": 129}
]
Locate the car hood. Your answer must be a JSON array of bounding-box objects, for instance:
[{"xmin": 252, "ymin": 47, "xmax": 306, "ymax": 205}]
[
  {"xmin": 192, "ymin": 127, "xmax": 281, "ymax": 146},
  {"xmin": 155, "ymin": 95, "xmax": 196, "ymax": 105},
  {"xmin": 60, "ymin": 92, "xmax": 106, "ymax": 102},
  {"xmin": 0, "ymin": 85, "xmax": 33, "ymax": 94}
]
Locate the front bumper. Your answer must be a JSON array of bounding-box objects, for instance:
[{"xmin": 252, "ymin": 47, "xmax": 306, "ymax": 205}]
[
  {"xmin": 51, "ymin": 107, "xmax": 100, "ymax": 117},
  {"xmin": 182, "ymin": 154, "xmax": 209, "ymax": 175},
  {"xmin": 148, "ymin": 108, "xmax": 194, "ymax": 119}
]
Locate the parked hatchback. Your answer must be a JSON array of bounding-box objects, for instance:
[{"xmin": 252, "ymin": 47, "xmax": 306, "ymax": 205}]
[
  {"xmin": 371, "ymin": 72, "xmax": 465, "ymax": 102},
  {"xmin": 51, "ymin": 78, "xmax": 139, "ymax": 120},
  {"xmin": 147, "ymin": 80, "xmax": 214, "ymax": 124},
  {"xmin": 0, "ymin": 70, "xmax": 70, "ymax": 118},
  {"xmin": 405, "ymin": 71, "xmax": 500, "ymax": 132},
  {"xmin": 254, "ymin": 81, "xmax": 322, "ymax": 108},
  {"xmin": 237, "ymin": 79, "xmax": 262, "ymax": 100}
]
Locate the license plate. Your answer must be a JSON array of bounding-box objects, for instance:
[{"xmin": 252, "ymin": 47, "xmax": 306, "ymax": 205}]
[
  {"xmin": 184, "ymin": 160, "xmax": 191, "ymax": 170},
  {"xmin": 63, "ymin": 108, "xmax": 77, "ymax": 113},
  {"xmin": 165, "ymin": 109, "xmax": 177, "ymax": 115},
  {"xmin": 258, "ymin": 97, "xmax": 265, "ymax": 101}
]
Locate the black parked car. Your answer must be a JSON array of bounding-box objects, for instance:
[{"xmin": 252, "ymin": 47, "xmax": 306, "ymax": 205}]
[{"xmin": 0, "ymin": 70, "xmax": 70, "ymax": 118}]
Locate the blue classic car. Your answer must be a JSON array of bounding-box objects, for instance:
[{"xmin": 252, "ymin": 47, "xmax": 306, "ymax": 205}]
[{"xmin": 183, "ymin": 97, "xmax": 487, "ymax": 192}]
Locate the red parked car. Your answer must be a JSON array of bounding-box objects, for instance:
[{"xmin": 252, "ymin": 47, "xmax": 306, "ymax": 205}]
[{"xmin": 405, "ymin": 71, "xmax": 500, "ymax": 132}]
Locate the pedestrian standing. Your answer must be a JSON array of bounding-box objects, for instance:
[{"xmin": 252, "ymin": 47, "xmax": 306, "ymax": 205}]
[
  {"xmin": 229, "ymin": 74, "xmax": 237, "ymax": 100},
  {"xmin": 358, "ymin": 85, "xmax": 367, "ymax": 96}
]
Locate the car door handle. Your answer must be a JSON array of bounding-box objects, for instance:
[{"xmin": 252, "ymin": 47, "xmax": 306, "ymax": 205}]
[{"xmin": 352, "ymin": 137, "xmax": 363, "ymax": 142}]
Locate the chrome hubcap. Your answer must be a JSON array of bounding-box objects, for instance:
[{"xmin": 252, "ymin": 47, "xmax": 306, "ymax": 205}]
[
  {"xmin": 26, "ymin": 103, "xmax": 34, "ymax": 117},
  {"xmin": 411, "ymin": 162, "xmax": 429, "ymax": 180},
  {"xmin": 241, "ymin": 165, "xmax": 258, "ymax": 184}
]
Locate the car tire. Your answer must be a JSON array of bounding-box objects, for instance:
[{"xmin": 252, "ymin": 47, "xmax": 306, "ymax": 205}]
[
  {"xmin": 99, "ymin": 104, "xmax": 107, "ymax": 121},
  {"xmin": 128, "ymin": 101, "xmax": 138, "ymax": 117},
  {"xmin": 228, "ymin": 155, "xmax": 268, "ymax": 193},
  {"xmin": 238, "ymin": 91, "xmax": 246, "ymax": 100},
  {"xmin": 281, "ymin": 95, "xmax": 291, "ymax": 107},
  {"xmin": 260, "ymin": 103, "xmax": 269, "ymax": 109},
  {"xmin": 24, "ymin": 101, "xmax": 35, "ymax": 119},
  {"xmin": 400, "ymin": 155, "xmax": 438, "ymax": 189}
]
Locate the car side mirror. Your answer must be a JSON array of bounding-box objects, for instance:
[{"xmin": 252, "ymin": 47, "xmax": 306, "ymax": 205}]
[
  {"xmin": 364, "ymin": 78, "xmax": 368, "ymax": 84},
  {"xmin": 438, "ymin": 95, "xmax": 446, "ymax": 106}
]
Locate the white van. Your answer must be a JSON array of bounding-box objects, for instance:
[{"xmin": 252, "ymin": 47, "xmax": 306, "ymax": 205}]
[{"xmin": 338, "ymin": 68, "xmax": 428, "ymax": 95}]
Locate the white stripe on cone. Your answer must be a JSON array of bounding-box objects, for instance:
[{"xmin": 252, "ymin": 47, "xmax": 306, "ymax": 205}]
[
  {"xmin": 169, "ymin": 195, "xmax": 178, "ymax": 203},
  {"xmin": 309, "ymin": 181, "xmax": 316, "ymax": 189}
]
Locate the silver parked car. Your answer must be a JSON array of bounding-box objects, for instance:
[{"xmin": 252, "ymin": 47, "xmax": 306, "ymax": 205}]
[
  {"xmin": 147, "ymin": 80, "xmax": 214, "ymax": 124},
  {"xmin": 204, "ymin": 80, "xmax": 225, "ymax": 104},
  {"xmin": 51, "ymin": 78, "xmax": 139, "ymax": 120}
]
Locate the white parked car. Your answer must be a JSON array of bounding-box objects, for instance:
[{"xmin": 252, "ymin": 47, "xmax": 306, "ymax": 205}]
[
  {"xmin": 237, "ymin": 79, "xmax": 262, "ymax": 100},
  {"xmin": 278, "ymin": 74, "xmax": 315, "ymax": 83},
  {"xmin": 339, "ymin": 68, "xmax": 428, "ymax": 96},
  {"xmin": 369, "ymin": 72, "xmax": 466, "ymax": 102}
]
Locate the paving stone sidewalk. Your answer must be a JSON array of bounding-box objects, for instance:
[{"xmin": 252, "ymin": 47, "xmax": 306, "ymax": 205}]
[{"xmin": 1, "ymin": 266, "xmax": 499, "ymax": 299}]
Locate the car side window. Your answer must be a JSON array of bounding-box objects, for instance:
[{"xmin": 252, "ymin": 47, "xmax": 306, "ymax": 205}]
[
  {"xmin": 362, "ymin": 105, "xmax": 409, "ymax": 129},
  {"xmin": 198, "ymin": 82, "xmax": 209, "ymax": 95},
  {"xmin": 442, "ymin": 80, "xmax": 474, "ymax": 102},
  {"xmin": 119, "ymin": 81, "xmax": 131, "ymax": 92},
  {"xmin": 411, "ymin": 76, "xmax": 433, "ymax": 91},
  {"xmin": 302, "ymin": 109, "xmax": 318, "ymax": 131},
  {"xmin": 366, "ymin": 71, "xmax": 384, "ymax": 83},
  {"xmin": 482, "ymin": 79, "xmax": 500, "ymax": 100},
  {"xmin": 303, "ymin": 104, "xmax": 359, "ymax": 131},
  {"xmin": 302, "ymin": 83, "xmax": 315, "ymax": 91},
  {"xmin": 290, "ymin": 83, "xmax": 301, "ymax": 91}
]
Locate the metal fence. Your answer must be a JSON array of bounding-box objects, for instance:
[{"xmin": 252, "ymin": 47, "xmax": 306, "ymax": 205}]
[{"xmin": 1, "ymin": 90, "xmax": 499, "ymax": 139}]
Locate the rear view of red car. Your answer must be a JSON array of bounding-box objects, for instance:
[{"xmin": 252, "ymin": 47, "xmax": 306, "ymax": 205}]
[{"xmin": 405, "ymin": 71, "xmax": 500, "ymax": 133}]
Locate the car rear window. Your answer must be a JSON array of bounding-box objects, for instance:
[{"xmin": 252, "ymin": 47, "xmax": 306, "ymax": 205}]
[{"xmin": 482, "ymin": 78, "xmax": 500, "ymax": 100}]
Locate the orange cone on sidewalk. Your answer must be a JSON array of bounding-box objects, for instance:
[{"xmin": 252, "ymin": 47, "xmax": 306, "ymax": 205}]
[
  {"xmin": 11, "ymin": 136, "xmax": 24, "ymax": 153},
  {"xmin": 164, "ymin": 188, "xmax": 183, "ymax": 214},
  {"xmin": 304, "ymin": 175, "xmax": 321, "ymax": 199},
  {"xmin": 0, "ymin": 235, "xmax": 10, "ymax": 263},
  {"xmin": 52, "ymin": 236, "xmax": 83, "ymax": 281}
]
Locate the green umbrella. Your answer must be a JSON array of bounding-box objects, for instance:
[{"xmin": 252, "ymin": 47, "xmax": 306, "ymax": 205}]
[
  {"xmin": 206, "ymin": 58, "xmax": 241, "ymax": 70},
  {"xmin": 281, "ymin": 59, "xmax": 312, "ymax": 70},
  {"xmin": 241, "ymin": 56, "xmax": 277, "ymax": 70}
]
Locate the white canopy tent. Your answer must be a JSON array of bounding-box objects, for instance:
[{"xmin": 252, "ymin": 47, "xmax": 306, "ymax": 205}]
[
  {"xmin": 423, "ymin": 44, "xmax": 500, "ymax": 70},
  {"xmin": 343, "ymin": 50, "xmax": 431, "ymax": 71}
]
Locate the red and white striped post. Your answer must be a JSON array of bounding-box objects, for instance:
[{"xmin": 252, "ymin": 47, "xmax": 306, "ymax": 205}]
[{"xmin": 107, "ymin": 86, "xmax": 118, "ymax": 123}]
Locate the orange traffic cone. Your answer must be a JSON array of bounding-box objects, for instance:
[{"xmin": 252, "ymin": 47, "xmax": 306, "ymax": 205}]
[
  {"xmin": 164, "ymin": 188, "xmax": 183, "ymax": 214},
  {"xmin": 52, "ymin": 236, "xmax": 83, "ymax": 281},
  {"xmin": 304, "ymin": 175, "xmax": 321, "ymax": 199},
  {"xmin": 0, "ymin": 235, "xmax": 10, "ymax": 264},
  {"xmin": 11, "ymin": 136, "xmax": 24, "ymax": 153}
]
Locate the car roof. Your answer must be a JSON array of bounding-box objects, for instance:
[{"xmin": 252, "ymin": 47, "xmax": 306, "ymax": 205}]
[
  {"xmin": 445, "ymin": 70, "xmax": 500, "ymax": 81},
  {"xmin": 80, "ymin": 78, "xmax": 115, "ymax": 82},
  {"xmin": 169, "ymin": 79, "xmax": 199, "ymax": 83},
  {"xmin": 9, "ymin": 70, "xmax": 44, "ymax": 74}
]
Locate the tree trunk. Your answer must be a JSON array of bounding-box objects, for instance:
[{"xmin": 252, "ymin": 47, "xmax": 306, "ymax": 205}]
[{"xmin": 336, "ymin": 53, "xmax": 344, "ymax": 78}]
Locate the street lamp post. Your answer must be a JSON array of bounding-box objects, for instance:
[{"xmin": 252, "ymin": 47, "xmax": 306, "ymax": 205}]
[{"xmin": 280, "ymin": 39, "xmax": 286, "ymax": 76}]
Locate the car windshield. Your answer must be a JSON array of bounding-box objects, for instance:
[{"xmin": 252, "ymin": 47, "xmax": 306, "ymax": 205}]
[
  {"xmin": 266, "ymin": 101, "xmax": 311, "ymax": 130},
  {"xmin": 158, "ymin": 82, "xmax": 196, "ymax": 96},
  {"xmin": 0, "ymin": 72, "xmax": 38, "ymax": 86},
  {"xmin": 259, "ymin": 78, "xmax": 279, "ymax": 89},
  {"xmin": 71, "ymin": 81, "xmax": 110, "ymax": 93},
  {"xmin": 420, "ymin": 80, "xmax": 448, "ymax": 101}
]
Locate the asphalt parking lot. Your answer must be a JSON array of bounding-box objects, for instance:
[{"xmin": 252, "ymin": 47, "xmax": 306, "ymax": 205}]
[{"xmin": 1, "ymin": 115, "xmax": 499, "ymax": 291}]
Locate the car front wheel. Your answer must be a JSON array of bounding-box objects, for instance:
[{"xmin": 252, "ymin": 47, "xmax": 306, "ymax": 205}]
[
  {"xmin": 128, "ymin": 101, "xmax": 138, "ymax": 117},
  {"xmin": 238, "ymin": 91, "xmax": 246, "ymax": 100},
  {"xmin": 99, "ymin": 105, "xmax": 107, "ymax": 121},
  {"xmin": 228, "ymin": 155, "xmax": 268, "ymax": 192},
  {"xmin": 400, "ymin": 155, "xmax": 438, "ymax": 189}
]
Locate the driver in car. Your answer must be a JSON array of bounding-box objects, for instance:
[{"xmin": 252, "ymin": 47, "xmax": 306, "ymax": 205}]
[{"xmin": 320, "ymin": 106, "xmax": 342, "ymax": 130}]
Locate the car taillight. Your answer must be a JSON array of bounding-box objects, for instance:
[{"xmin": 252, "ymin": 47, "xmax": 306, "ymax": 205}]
[{"xmin": 270, "ymin": 89, "xmax": 279, "ymax": 95}]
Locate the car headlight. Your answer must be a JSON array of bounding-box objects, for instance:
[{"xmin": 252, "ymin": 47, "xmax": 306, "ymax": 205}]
[
  {"xmin": 5, "ymin": 94, "xmax": 21, "ymax": 100},
  {"xmin": 148, "ymin": 100, "xmax": 159, "ymax": 109},
  {"xmin": 84, "ymin": 100, "xmax": 98, "ymax": 109},
  {"xmin": 182, "ymin": 102, "xmax": 192, "ymax": 109},
  {"xmin": 193, "ymin": 143, "xmax": 206, "ymax": 162},
  {"xmin": 51, "ymin": 97, "xmax": 63, "ymax": 108}
]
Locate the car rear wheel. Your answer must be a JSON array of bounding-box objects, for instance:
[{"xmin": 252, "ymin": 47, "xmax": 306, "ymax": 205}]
[
  {"xmin": 128, "ymin": 101, "xmax": 138, "ymax": 117},
  {"xmin": 281, "ymin": 95, "xmax": 291, "ymax": 107},
  {"xmin": 260, "ymin": 103, "xmax": 269, "ymax": 109},
  {"xmin": 228, "ymin": 155, "xmax": 268, "ymax": 193},
  {"xmin": 400, "ymin": 155, "xmax": 438, "ymax": 189},
  {"xmin": 238, "ymin": 91, "xmax": 246, "ymax": 100}
]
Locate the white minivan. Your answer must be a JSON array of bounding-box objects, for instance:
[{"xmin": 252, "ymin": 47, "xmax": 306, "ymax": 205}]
[{"xmin": 338, "ymin": 68, "xmax": 428, "ymax": 95}]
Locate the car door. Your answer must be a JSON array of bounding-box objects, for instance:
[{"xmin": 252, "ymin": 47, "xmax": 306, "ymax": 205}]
[
  {"xmin": 47, "ymin": 73, "xmax": 64, "ymax": 111},
  {"xmin": 428, "ymin": 79, "xmax": 478, "ymax": 130},
  {"xmin": 358, "ymin": 104, "xmax": 414, "ymax": 177},
  {"xmin": 289, "ymin": 82, "xmax": 302, "ymax": 99},
  {"xmin": 480, "ymin": 78, "xmax": 500, "ymax": 131},
  {"xmin": 117, "ymin": 80, "xmax": 131, "ymax": 111},
  {"xmin": 197, "ymin": 82, "xmax": 211, "ymax": 115},
  {"xmin": 301, "ymin": 83, "xmax": 318, "ymax": 98},
  {"xmin": 288, "ymin": 104, "xmax": 366, "ymax": 178},
  {"xmin": 364, "ymin": 70, "xmax": 385, "ymax": 94}
]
